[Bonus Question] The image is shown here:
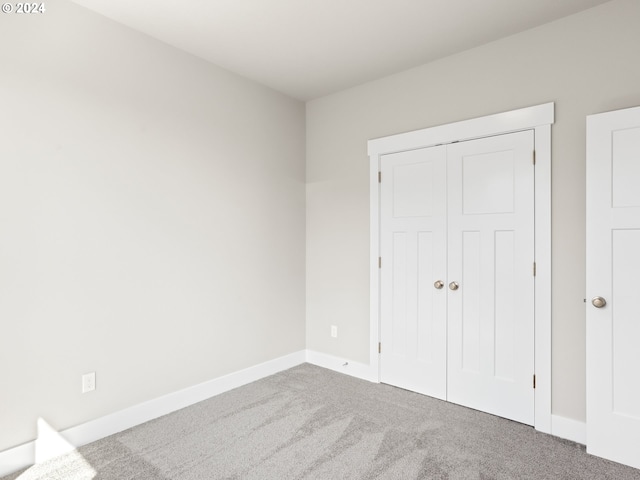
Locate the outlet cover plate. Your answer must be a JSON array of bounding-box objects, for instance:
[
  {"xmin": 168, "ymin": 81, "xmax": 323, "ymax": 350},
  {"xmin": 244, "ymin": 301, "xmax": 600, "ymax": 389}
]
[{"xmin": 82, "ymin": 372, "xmax": 96, "ymax": 393}]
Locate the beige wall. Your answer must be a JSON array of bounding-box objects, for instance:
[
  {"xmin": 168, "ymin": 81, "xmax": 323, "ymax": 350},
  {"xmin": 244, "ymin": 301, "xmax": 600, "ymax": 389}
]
[
  {"xmin": 0, "ymin": 1, "xmax": 305, "ymax": 451},
  {"xmin": 306, "ymin": 0, "xmax": 640, "ymax": 422},
  {"xmin": 2, "ymin": 0, "xmax": 639, "ymax": 456}
]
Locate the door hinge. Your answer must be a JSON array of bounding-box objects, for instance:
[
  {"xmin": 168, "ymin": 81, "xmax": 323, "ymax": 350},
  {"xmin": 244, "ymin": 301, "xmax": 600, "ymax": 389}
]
[
  {"xmin": 378, "ymin": 257, "xmax": 382, "ymax": 269},
  {"xmin": 378, "ymin": 171, "xmax": 382, "ymax": 183},
  {"xmin": 533, "ymin": 150, "xmax": 536, "ymax": 165},
  {"xmin": 533, "ymin": 262, "xmax": 537, "ymax": 276},
  {"xmin": 533, "ymin": 374, "xmax": 536, "ymax": 389},
  {"xmin": 378, "ymin": 342, "xmax": 382, "ymax": 354}
]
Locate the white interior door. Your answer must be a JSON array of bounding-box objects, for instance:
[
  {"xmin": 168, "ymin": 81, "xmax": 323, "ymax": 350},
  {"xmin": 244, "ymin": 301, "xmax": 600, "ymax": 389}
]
[
  {"xmin": 380, "ymin": 146, "xmax": 448, "ymax": 399},
  {"xmin": 446, "ymin": 131, "xmax": 535, "ymax": 425},
  {"xmin": 586, "ymin": 106, "xmax": 640, "ymax": 470},
  {"xmin": 380, "ymin": 131, "xmax": 535, "ymax": 424}
]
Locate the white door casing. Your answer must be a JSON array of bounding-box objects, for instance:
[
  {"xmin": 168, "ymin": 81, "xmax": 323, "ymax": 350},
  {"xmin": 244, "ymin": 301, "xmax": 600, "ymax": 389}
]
[
  {"xmin": 586, "ymin": 105, "xmax": 640, "ymax": 469},
  {"xmin": 369, "ymin": 103, "xmax": 554, "ymax": 433}
]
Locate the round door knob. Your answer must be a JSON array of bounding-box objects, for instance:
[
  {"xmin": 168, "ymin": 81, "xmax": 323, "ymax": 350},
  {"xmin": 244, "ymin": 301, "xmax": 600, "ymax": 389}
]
[
  {"xmin": 434, "ymin": 280, "xmax": 444, "ymax": 290},
  {"xmin": 449, "ymin": 282, "xmax": 459, "ymax": 291},
  {"xmin": 591, "ymin": 296, "xmax": 607, "ymax": 308}
]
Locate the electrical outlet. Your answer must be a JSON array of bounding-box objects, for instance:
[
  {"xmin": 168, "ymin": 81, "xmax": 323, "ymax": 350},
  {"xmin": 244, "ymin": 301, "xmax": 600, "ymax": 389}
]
[
  {"xmin": 82, "ymin": 372, "xmax": 96, "ymax": 393},
  {"xmin": 331, "ymin": 325, "xmax": 338, "ymax": 338}
]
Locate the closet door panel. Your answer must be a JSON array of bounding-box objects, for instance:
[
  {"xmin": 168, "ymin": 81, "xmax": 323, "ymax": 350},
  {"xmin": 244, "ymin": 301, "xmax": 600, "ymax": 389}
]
[
  {"xmin": 379, "ymin": 146, "xmax": 447, "ymax": 399},
  {"xmin": 447, "ymin": 130, "xmax": 535, "ymax": 426}
]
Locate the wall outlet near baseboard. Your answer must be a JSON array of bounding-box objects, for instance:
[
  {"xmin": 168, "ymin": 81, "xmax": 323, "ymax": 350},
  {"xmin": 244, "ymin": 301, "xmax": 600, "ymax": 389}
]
[
  {"xmin": 331, "ymin": 325, "xmax": 338, "ymax": 338},
  {"xmin": 82, "ymin": 372, "xmax": 96, "ymax": 393}
]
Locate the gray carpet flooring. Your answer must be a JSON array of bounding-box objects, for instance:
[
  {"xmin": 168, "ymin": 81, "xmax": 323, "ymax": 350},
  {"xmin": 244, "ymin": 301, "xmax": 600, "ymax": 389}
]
[{"xmin": 4, "ymin": 363, "xmax": 640, "ymax": 479}]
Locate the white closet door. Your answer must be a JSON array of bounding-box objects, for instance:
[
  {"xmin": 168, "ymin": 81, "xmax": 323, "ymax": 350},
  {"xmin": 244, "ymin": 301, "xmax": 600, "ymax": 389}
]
[
  {"xmin": 380, "ymin": 146, "xmax": 448, "ymax": 399},
  {"xmin": 587, "ymin": 106, "xmax": 640, "ymax": 470},
  {"xmin": 446, "ymin": 131, "xmax": 535, "ymax": 425}
]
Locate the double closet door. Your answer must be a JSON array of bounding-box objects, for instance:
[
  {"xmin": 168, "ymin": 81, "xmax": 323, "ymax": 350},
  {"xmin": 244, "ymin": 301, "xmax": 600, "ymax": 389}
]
[{"xmin": 379, "ymin": 130, "xmax": 535, "ymax": 425}]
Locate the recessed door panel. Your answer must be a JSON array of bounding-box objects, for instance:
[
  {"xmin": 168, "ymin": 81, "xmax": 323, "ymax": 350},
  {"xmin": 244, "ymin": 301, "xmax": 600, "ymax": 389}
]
[
  {"xmin": 462, "ymin": 150, "xmax": 515, "ymax": 215},
  {"xmin": 612, "ymin": 127, "xmax": 640, "ymax": 208},
  {"xmin": 494, "ymin": 230, "xmax": 516, "ymax": 382},
  {"xmin": 417, "ymin": 231, "xmax": 436, "ymax": 363},
  {"xmin": 612, "ymin": 229, "xmax": 640, "ymax": 420},
  {"xmin": 391, "ymin": 232, "xmax": 408, "ymax": 355},
  {"xmin": 461, "ymin": 231, "xmax": 481, "ymax": 373},
  {"xmin": 393, "ymin": 162, "xmax": 434, "ymax": 217}
]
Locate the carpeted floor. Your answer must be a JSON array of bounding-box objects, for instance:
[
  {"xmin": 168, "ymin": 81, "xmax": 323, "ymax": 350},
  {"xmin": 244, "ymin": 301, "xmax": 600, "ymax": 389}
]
[{"xmin": 4, "ymin": 363, "xmax": 640, "ymax": 479}]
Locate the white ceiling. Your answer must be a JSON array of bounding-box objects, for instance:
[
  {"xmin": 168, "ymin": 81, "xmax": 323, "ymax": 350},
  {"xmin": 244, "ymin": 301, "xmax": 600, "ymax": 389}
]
[{"xmin": 71, "ymin": 0, "xmax": 610, "ymax": 100}]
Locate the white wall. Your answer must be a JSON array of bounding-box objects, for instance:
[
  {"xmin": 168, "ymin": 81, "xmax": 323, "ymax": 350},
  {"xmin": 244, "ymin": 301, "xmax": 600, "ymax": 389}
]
[
  {"xmin": 0, "ymin": 1, "xmax": 305, "ymax": 452},
  {"xmin": 306, "ymin": 0, "xmax": 640, "ymax": 423}
]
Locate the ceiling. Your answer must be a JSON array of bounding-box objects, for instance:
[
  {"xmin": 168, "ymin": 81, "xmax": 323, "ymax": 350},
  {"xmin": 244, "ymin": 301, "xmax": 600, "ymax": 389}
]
[{"xmin": 71, "ymin": 0, "xmax": 611, "ymax": 101}]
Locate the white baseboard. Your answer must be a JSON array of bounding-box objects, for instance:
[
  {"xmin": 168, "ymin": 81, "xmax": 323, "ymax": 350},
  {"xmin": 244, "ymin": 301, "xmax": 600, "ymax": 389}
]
[
  {"xmin": 551, "ymin": 414, "xmax": 586, "ymax": 445},
  {"xmin": 0, "ymin": 350, "xmax": 306, "ymax": 478},
  {"xmin": 304, "ymin": 353, "xmax": 588, "ymax": 447},
  {"xmin": 305, "ymin": 350, "xmax": 377, "ymax": 382},
  {"xmin": 0, "ymin": 442, "xmax": 35, "ymax": 479},
  {"xmin": 3, "ymin": 351, "xmax": 584, "ymax": 478},
  {"xmin": 305, "ymin": 352, "xmax": 589, "ymax": 447}
]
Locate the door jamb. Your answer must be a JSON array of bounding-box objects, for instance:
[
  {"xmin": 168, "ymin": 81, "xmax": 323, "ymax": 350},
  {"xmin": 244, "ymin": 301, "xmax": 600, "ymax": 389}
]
[{"xmin": 368, "ymin": 102, "xmax": 554, "ymax": 433}]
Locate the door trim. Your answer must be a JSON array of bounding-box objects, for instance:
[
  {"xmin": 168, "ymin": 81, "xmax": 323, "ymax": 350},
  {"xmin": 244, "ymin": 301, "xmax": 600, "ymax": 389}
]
[{"xmin": 368, "ymin": 102, "xmax": 554, "ymax": 433}]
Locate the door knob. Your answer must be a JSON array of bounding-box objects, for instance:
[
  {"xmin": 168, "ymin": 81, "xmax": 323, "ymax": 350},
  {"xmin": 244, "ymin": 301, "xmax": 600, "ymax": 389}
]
[
  {"xmin": 591, "ymin": 296, "xmax": 607, "ymax": 308},
  {"xmin": 449, "ymin": 282, "xmax": 459, "ymax": 291},
  {"xmin": 434, "ymin": 280, "xmax": 444, "ymax": 290}
]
